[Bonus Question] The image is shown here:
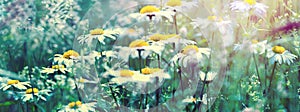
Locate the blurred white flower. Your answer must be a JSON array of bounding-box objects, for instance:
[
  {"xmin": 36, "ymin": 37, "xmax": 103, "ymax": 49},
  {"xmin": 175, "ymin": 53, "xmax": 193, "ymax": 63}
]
[
  {"xmin": 54, "ymin": 50, "xmax": 80, "ymax": 67},
  {"xmin": 199, "ymin": 71, "xmax": 217, "ymax": 83},
  {"xmin": 116, "ymin": 39, "xmax": 164, "ymax": 62},
  {"xmin": 182, "ymin": 96, "xmax": 197, "ymax": 103},
  {"xmin": 230, "ymin": 0, "xmax": 268, "ymax": 17},
  {"xmin": 77, "ymin": 28, "xmax": 121, "ymax": 46},
  {"xmin": 191, "ymin": 16, "xmax": 232, "ymax": 34},
  {"xmin": 41, "ymin": 65, "xmax": 69, "ymax": 74},
  {"xmin": 171, "ymin": 45, "xmax": 210, "ymax": 67},
  {"xmin": 164, "ymin": 0, "xmax": 198, "ymax": 13},
  {"xmin": 84, "ymin": 50, "xmax": 117, "ymax": 64},
  {"xmin": 0, "ymin": 79, "xmax": 31, "ymax": 91},
  {"xmin": 129, "ymin": 5, "xmax": 175, "ymax": 23},
  {"xmin": 234, "ymin": 40, "xmax": 268, "ymax": 55},
  {"xmin": 147, "ymin": 33, "xmax": 196, "ymax": 46},
  {"xmin": 20, "ymin": 88, "xmax": 51, "ymax": 102},
  {"xmin": 59, "ymin": 101, "xmax": 96, "ymax": 112},
  {"xmin": 75, "ymin": 77, "xmax": 98, "ymax": 90},
  {"xmin": 267, "ymin": 45, "xmax": 297, "ymax": 65}
]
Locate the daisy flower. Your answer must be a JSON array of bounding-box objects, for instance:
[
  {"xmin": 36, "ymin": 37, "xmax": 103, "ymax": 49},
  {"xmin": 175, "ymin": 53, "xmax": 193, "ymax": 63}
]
[
  {"xmin": 84, "ymin": 50, "xmax": 117, "ymax": 64},
  {"xmin": 234, "ymin": 40, "xmax": 268, "ymax": 55},
  {"xmin": 116, "ymin": 39, "xmax": 164, "ymax": 62},
  {"xmin": 0, "ymin": 79, "xmax": 31, "ymax": 91},
  {"xmin": 140, "ymin": 67, "xmax": 171, "ymax": 81},
  {"xmin": 54, "ymin": 50, "xmax": 80, "ymax": 67},
  {"xmin": 171, "ymin": 45, "xmax": 210, "ymax": 67},
  {"xmin": 77, "ymin": 28, "xmax": 121, "ymax": 46},
  {"xmin": 266, "ymin": 45, "xmax": 298, "ymax": 65},
  {"xmin": 103, "ymin": 69, "xmax": 152, "ymax": 84},
  {"xmin": 20, "ymin": 88, "xmax": 51, "ymax": 102},
  {"xmin": 230, "ymin": 0, "xmax": 268, "ymax": 17},
  {"xmin": 147, "ymin": 33, "xmax": 196, "ymax": 45},
  {"xmin": 191, "ymin": 15, "xmax": 232, "ymax": 34},
  {"xmin": 199, "ymin": 71, "xmax": 217, "ymax": 84},
  {"xmin": 164, "ymin": 0, "xmax": 198, "ymax": 13},
  {"xmin": 75, "ymin": 77, "xmax": 98, "ymax": 90},
  {"xmin": 58, "ymin": 101, "xmax": 96, "ymax": 112},
  {"xmin": 182, "ymin": 96, "xmax": 197, "ymax": 103},
  {"xmin": 129, "ymin": 5, "xmax": 175, "ymax": 22},
  {"xmin": 41, "ymin": 65, "xmax": 69, "ymax": 74}
]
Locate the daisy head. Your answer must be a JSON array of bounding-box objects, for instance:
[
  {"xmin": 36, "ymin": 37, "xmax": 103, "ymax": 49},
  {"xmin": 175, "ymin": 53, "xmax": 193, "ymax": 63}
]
[
  {"xmin": 199, "ymin": 71, "xmax": 217, "ymax": 84},
  {"xmin": 230, "ymin": 0, "xmax": 268, "ymax": 17},
  {"xmin": 116, "ymin": 39, "xmax": 164, "ymax": 62},
  {"xmin": 172, "ymin": 45, "xmax": 210, "ymax": 67},
  {"xmin": 21, "ymin": 88, "xmax": 51, "ymax": 102},
  {"xmin": 41, "ymin": 65, "xmax": 68, "ymax": 74},
  {"xmin": 148, "ymin": 33, "xmax": 195, "ymax": 45},
  {"xmin": 182, "ymin": 96, "xmax": 197, "ymax": 103},
  {"xmin": 59, "ymin": 101, "xmax": 96, "ymax": 112},
  {"xmin": 0, "ymin": 79, "xmax": 31, "ymax": 91},
  {"xmin": 63, "ymin": 50, "xmax": 80, "ymax": 59},
  {"xmin": 164, "ymin": 0, "xmax": 197, "ymax": 13},
  {"xmin": 166, "ymin": 0, "xmax": 182, "ymax": 7},
  {"xmin": 77, "ymin": 28, "xmax": 120, "ymax": 46},
  {"xmin": 130, "ymin": 5, "xmax": 174, "ymax": 22},
  {"xmin": 267, "ymin": 45, "xmax": 298, "ymax": 65},
  {"xmin": 54, "ymin": 50, "xmax": 80, "ymax": 67}
]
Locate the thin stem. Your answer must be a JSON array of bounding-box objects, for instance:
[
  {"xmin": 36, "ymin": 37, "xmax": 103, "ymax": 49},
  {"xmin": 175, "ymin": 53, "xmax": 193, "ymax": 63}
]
[
  {"xmin": 109, "ymin": 85, "xmax": 120, "ymax": 109},
  {"xmin": 267, "ymin": 62, "xmax": 277, "ymax": 94},
  {"xmin": 157, "ymin": 54, "xmax": 161, "ymax": 68},
  {"xmin": 173, "ymin": 14, "xmax": 179, "ymax": 34},
  {"xmin": 252, "ymin": 53, "xmax": 263, "ymax": 88}
]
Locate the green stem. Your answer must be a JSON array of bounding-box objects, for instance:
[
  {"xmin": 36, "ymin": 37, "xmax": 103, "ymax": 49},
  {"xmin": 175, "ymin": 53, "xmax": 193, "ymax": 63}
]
[
  {"xmin": 252, "ymin": 54, "xmax": 263, "ymax": 88},
  {"xmin": 267, "ymin": 62, "xmax": 277, "ymax": 94},
  {"xmin": 109, "ymin": 85, "xmax": 120, "ymax": 109},
  {"xmin": 173, "ymin": 14, "xmax": 179, "ymax": 34}
]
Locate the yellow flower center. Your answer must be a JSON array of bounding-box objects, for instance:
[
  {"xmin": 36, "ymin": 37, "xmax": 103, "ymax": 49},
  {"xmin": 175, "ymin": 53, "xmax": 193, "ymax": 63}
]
[
  {"xmin": 78, "ymin": 78, "xmax": 85, "ymax": 83},
  {"xmin": 272, "ymin": 46, "xmax": 285, "ymax": 54},
  {"xmin": 25, "ymin": 88, "xmax": 39, "ymax": 94},
  {"xmin": 51, "ymin": 65, "xmax": 65, "ymax": 69},
  {"xmin": 149, "ymin": 34, "xmax": 180, "ymax": 41},
  {"xmin": 63, "ymin": 50, "xmax": 79, "ymax": 59},
  {"xmin": 166, "ymin": 0, "xmax": 182, "ymax": 7},
  {"xmin": 90, "ymin": 28, "xmax": 104, "ymax": 35},
  {"xmin": 244, "ymin": 0, "xmax": 256, "ymax": 5},
  {"xmin": 192, "ymin": 98, "xmax": 197, "ymax": 102},
  {"xmin": 181, "ymin": 45, "xmax": 199, "ymax": 54},
  {"xmin": 141, "ymin": 67, "xmax": 161, "ymax": 75},
  {"xmin": 75, "ymin": 101, "xmax": 82, "ymax": 107},
  {"xmin": 207, "ymin": 16, "xmax": 217, "ymax": 21},
  {"xmin": 7, "ymin": 80, "xmax": 19, "ymax": 85},
  {"xmin": 68, "ymin": 101, "xmax": 82, "ymax": 108},
  {"xmin": 140, "ymin": 5, "xmax": 160, "ymax": 14},
  {"xmin": 127, "ymin": 28, "xmax": 136, "ymax": 34},
  {"xmin": 251, "ymin": 39, "xmax": 259, "ymax": 44},
  {"xmin": 120, "ymin": 70, "xmax": 134, "ymax": 77},
  {"xmin": 129, "ymin": 40, "xmax": 149, "ymax": 48}
]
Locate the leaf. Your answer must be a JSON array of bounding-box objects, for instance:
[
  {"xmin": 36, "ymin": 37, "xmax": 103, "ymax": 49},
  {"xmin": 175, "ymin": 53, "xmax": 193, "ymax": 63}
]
[
  {"xmin": 0, "ymin": 101, "xmax": 17, "ymax": 106},
  {"xmin": 0, "ymin": 68, "xmax": 25, "ymax": 80}
]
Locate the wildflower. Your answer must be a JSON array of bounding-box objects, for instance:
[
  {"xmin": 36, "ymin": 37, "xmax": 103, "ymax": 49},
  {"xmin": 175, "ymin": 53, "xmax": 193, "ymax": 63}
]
[
  {"xmin": 0, "ymin": 79, "xmax": 31, "ymax": 91},
  {"xmin": 164, "ymin": 0, "xmax": 198, "ymax": 13},
  {"xmin": 140, "ymin": 67, "xmax": 171, "ymax": 80},
  {"xmin": 182, "ymin": 96, "xmax": 197, "ymax": 103},
  {"xmin": 147, "ymin": 33, "xmax": 196, "ymax": 45},
  {"xmin": 234, "ymin": 40, "xmax": 268, "ymax": 55},
  {"xmin": 76, "ymin": 77, "xmax": 98, "ymax": 89},
  {"xmin": 20, "ymin": 88, "xmax": 51, "ymax": 102},
  {"xmin": 267, "ymin": 45, "xmax": 298, "ymax": 65},
  {"xmin": 84, "ymin": 50, "xmax": 117, "ymax": 64},
  {"xmin": 41, "ymin": 65, "xmax": 69, "ymax": 74},
  {"xmin": 54, "ymin": 50, "xmax": 80, "ymax": 67},
  {"xmin": 172, "ymin": 45, "xmax": 210, "ymax": 67},
  {"xmin": 199, "ymin": 71, "xmax": 217, "ymax": 84},
  {"xmin": 130, "ymin": 5, "xmax": 175, "ymax": 22},
  {"xmin": 116, "ymin": 39, "xmax": 164, "ymax": 62},
  {"xmin": 77, "ymin": 28, "xmax": 121, "ymax": 46},
  {"xmin": 230, "ymin": 0, "xmax": 268, "ymax": 17},
  {"xmin": 191, "ymin": 15, "xmax": 232, "ymax": 34},
  {"xmin": 59, "ymin": 101, "xmax": 96, "ymax": 112}
]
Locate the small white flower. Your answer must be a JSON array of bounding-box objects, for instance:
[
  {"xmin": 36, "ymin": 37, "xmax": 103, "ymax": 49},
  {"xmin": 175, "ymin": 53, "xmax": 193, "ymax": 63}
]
[
  {"xmin": 20, "ymin": 88, "xmax": 51, "ymax": 102},
  {"xmin": 116, "ymin": 39, "xmax": 164, "ymax": 62},
  {"xmin": 171, "ymin": 45, "xmax": 210, "ymax": 67},
  {"xmin": 199, "ymin": 71, "xmax": 217, "ymax": 83},
  {"xmin": 59, "ymin": 101, "xmax": 97, "ymax": 112},
  {"xmin": 230, "ymin": 0, "xmax": 268, "ymax": 17},
  {"xmin": 77, "ymin": 28, "xmax": 121, "ymax": 46},
  {"xmin": 129, "ymin": 5, "xmax": 175, "ymax": 23},
  {"xmin": 0, "ymin": 79, "xmax": 31, "ymax": 91},
  {"xmin": 267, "ymin": 45, "xmax": 298, "ymax": 65},
  {"xmin": 164, "ymin": 0, "xmax": 198, "ymax": 13},
  {"xmin": 41, "ymin": 65, "xmax": 69, "ymax": 74},
  {"xmin": 182, "ymin": 96, "xmax": 197, "ymax": 103},
  {"xmin": 84, "ymin": 50, "xmax": 117, "ymax": 64},
  {"xmin": 234, "ymin": 40, "xmax": 268, "ymax": 55},
  {"xmin": 53, "ymin": 50, "xmax": 80, "ymax": 67}
]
